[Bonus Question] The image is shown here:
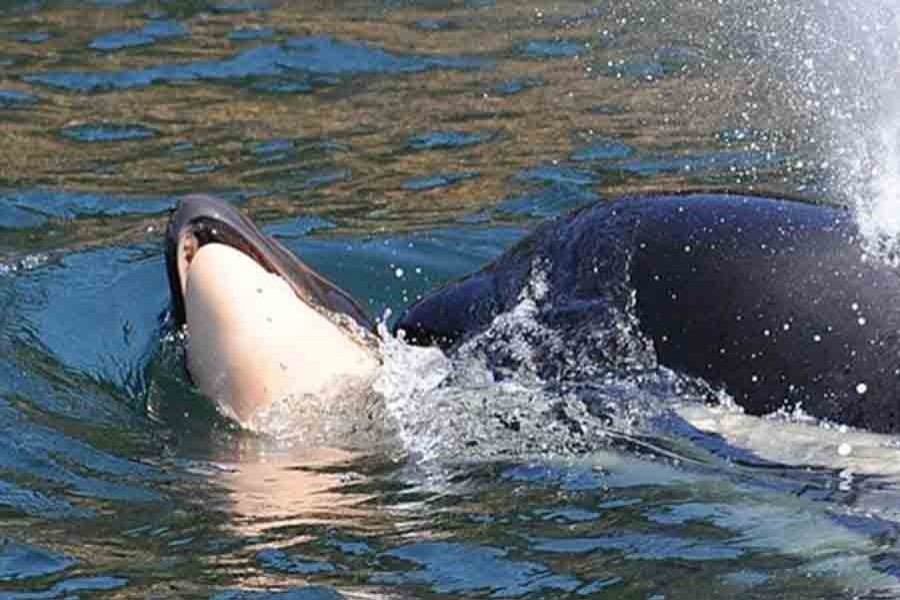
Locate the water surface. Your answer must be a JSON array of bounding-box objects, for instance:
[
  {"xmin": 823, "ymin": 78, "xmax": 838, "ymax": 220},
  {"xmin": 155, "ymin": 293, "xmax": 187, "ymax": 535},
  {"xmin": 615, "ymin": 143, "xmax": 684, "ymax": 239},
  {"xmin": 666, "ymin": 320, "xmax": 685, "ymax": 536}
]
[{"xmin": 1, "ymin": 0, "xmax": 900, "ymax": 598}]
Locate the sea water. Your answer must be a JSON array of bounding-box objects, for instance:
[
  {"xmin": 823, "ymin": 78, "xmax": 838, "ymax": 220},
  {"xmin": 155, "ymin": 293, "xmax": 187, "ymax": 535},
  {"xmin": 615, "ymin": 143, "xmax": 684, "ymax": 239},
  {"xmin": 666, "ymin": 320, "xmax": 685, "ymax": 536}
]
[{"xmin": 2, "ymin": 0, "xmax": 900, "ymax": 597}]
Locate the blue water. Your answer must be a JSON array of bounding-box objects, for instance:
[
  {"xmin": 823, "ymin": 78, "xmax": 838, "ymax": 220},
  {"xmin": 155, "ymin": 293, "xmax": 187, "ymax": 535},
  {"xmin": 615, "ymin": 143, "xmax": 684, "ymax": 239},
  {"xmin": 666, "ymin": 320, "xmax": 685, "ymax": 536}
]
[{"xmin": 1, "ymin": 0, "xmax": 900, "ymax": 598}]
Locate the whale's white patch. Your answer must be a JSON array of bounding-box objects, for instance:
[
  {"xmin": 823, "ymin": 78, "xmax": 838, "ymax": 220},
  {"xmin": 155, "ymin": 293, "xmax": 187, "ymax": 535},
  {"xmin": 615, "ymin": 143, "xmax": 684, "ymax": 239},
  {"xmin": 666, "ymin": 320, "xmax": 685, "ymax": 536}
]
[
  {"xmin": 183, "ymin": 242, "xmax": 379, "ymax": 427},
  {"xmin": 676, "ymin": 403, "xmax": 900, "ymax": 477}
]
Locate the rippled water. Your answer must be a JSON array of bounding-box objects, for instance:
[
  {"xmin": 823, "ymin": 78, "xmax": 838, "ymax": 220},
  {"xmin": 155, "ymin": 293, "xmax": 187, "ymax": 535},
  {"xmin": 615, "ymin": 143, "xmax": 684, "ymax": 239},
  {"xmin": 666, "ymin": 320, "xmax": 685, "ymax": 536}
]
[{"xmin": 3, "ymin": 0, "xmax": 900, "ymax": 598}]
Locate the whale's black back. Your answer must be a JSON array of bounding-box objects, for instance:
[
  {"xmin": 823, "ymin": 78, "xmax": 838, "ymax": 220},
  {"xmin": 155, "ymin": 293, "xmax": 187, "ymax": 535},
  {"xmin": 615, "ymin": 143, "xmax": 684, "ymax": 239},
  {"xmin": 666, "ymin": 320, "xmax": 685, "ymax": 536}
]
[{"xmin": 396, "ymin": 194, "xmax": 900, "ymax": 432}]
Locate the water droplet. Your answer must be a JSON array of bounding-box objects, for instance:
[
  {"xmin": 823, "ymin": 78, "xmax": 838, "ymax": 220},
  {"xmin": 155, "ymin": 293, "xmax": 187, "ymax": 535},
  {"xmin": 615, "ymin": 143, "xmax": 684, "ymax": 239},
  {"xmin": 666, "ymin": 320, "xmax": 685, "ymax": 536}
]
[{"xmin": 856, "ymin": 383, "xmax": 867, "ymax": 394}]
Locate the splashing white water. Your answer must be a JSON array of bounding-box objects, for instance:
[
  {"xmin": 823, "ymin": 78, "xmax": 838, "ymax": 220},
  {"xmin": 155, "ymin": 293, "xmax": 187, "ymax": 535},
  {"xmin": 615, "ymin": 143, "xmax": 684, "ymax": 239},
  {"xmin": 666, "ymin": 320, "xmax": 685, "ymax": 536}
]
[
  {"xmin": 0, "ymin": 253, "xmax": 50, "ymax": 275},
  {"xmin": 374, "ymin": 263, "xmax": 696, "ymax": 464},
  {"xmin": 373, "ymin": 263, "xmax": 619, "ymax": 462},
  {"xmin": 728, "ymin": 0, "xmax": 900, "ymax": 247},
  {"xmin": 857, "ymin": 101, "xmax": 900, "ymax": 254},
  {"xmin": 793, "ymin": 1, "xmax": 900, "ymax": 246},
  {"xmin": 858, "ymin": 7, "xmax": 900, "ymax": 241},
  {"xmin": 374, "ymin": 279, "xmax": 601, "ymax": 463}
]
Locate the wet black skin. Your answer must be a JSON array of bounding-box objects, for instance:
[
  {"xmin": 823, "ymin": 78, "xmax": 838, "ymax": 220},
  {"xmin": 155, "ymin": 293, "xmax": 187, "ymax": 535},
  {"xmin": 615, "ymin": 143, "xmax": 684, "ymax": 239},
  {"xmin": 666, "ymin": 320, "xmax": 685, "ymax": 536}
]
[
  {"xmin": 165, "ymin": 194, "xmax": 375, "ymax": 332},
  {"xmin": 395, "ymin": 194, "xmax": 900, "ymax": 433}
]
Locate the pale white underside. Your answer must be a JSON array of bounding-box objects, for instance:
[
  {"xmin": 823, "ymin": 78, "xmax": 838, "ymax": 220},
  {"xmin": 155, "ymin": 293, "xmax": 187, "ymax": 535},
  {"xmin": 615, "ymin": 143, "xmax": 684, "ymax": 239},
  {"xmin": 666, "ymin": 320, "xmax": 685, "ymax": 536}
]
[
  {"xmin": 184, "ymin": 242, "xmax": 378, "ymax": 426},
  {"xmin": 676, "ymin": 404, "xmax": 900, "ymax": 476}
]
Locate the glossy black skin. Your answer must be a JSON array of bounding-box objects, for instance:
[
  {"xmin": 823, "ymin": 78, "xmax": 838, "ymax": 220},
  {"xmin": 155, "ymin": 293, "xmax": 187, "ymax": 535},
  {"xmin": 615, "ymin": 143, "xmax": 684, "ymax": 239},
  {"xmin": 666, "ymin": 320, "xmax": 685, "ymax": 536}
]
[
  {"xmin": 396, "ymin": 194, "xmax": 900, "ymax": 432},
  {"xmin": 165, "ymin": 194, "xmax": 375, "ymax": 332}
]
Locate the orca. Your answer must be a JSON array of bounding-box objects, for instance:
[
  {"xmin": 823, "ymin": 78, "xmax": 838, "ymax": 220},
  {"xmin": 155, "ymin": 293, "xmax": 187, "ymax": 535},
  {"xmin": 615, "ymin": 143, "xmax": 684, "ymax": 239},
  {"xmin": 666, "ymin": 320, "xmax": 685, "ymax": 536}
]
[
  {"xmin": 165, "ymin": 194, "xmax": 379, "ymax": 426},
  {"xmin": 395, "ymin": 194, "xmax": 900, "ymax": 433}
]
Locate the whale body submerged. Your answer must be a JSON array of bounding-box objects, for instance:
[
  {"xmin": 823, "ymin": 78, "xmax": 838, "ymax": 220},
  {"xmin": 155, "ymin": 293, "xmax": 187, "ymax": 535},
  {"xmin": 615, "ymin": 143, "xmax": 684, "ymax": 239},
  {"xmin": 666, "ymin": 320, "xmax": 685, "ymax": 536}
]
[
  {"xmin": 397, "ymin": 194, "xmax": 900, "ymax": 433},
  {"xmin": 166, "ymin": 193, "xmax": 900, "ymax": 433}
]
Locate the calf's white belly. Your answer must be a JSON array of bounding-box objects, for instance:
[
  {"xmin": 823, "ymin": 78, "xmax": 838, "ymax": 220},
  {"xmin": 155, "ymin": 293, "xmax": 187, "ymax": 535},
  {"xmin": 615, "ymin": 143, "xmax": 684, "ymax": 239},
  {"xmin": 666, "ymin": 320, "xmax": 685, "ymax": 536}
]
[{"xmin": 184, "ymin": 243, "xmax": 378, "ymax": 425}]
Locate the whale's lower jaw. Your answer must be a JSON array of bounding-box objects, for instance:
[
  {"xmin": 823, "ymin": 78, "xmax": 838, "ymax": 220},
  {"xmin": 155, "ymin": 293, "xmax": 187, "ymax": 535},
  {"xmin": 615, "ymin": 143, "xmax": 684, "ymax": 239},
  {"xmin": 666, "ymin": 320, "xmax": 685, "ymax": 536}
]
[{"xmin": 184, "ymin": 242, "xmax": 379, "ymax": 426}]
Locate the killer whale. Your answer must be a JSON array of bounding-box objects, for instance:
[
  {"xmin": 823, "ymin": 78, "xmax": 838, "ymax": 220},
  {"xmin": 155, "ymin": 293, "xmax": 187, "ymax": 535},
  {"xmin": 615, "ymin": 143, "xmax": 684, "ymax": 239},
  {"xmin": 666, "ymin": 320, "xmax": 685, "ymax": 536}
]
[
  {"xmin": 165, "ymin": 194, "xmax": 374, "ymax": 332},
  {"xmin": 165, "ymin": 192, "xmax": 900, "ymax": 434},
  {"xmin": 165, "ymin": 194, "xmax": 379, "ymax": 425},
  {"xmin": 396, "ymin": 194, "xmax": 900, "ymax": 433}
]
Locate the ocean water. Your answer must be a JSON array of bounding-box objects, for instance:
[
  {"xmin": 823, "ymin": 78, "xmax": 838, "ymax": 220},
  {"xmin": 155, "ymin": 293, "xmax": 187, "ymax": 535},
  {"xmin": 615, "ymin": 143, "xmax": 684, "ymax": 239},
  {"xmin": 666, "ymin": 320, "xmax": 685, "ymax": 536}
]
[{"xmin": 2, "ymin": 0, "xmax": 900, "ymax": 598}]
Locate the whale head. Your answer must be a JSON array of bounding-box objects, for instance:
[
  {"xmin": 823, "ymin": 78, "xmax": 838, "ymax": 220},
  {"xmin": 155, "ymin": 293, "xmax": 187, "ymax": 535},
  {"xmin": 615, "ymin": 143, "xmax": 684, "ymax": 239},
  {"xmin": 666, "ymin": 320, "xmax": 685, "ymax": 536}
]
[{"xmin": 164, "ymin": 194, "xmax": 379, "ymax": 426}]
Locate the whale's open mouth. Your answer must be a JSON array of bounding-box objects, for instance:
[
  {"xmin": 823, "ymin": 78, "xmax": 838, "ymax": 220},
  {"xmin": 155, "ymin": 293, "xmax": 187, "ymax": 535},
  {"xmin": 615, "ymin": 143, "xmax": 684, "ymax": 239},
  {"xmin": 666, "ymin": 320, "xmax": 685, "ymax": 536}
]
[
  {"xmin": 164, "ymin": 194, "xmax": 381, "ymax": 426},
  {"xmin": 172, "ymin": 216, "xmax": 272, "ymax": 318},
  {"xmin": 165, "ymin": 194, "xmax": 375, "ymax": 335}
]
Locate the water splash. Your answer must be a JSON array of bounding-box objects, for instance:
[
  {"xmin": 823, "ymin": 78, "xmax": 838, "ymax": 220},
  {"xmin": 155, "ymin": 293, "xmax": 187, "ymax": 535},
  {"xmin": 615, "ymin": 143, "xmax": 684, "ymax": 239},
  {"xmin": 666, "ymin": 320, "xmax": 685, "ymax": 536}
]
[
  {"xmin": 375, "ymin": 263, "xmax": 705, "ymax": 464},
  {"xmin": 374, "ymin": 266, "xmax": 609, "ymax": 463},
  {"xmin": 247, "ymin": 374, "xmax": 389, "ymax": 451},
  {"xmin": 739, "ymin": 0, "xmax": 900, "ymax": 251},
  {"xmin": 831, "ymin": 2, "xmax": 900, "ymax": 255},
  {"xmin": 858, "ymin": 101, "xmax": 900, "ymax": 258}
]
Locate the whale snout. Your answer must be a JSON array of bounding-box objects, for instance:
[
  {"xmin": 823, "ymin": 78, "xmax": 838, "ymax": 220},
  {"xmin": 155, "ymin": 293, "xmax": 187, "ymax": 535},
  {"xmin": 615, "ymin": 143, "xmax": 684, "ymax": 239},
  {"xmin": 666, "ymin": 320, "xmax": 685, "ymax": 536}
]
[
  {"xmin": 166, "ymin": 195, "xmax": 280, "ymax": 327},
  {"xmin": 164, "ymin": 194, "xmax": 380, "ymax": 427},
  {"xmin": 183, "ymin": 241, "xmax": 378, "ymax": 424}
]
